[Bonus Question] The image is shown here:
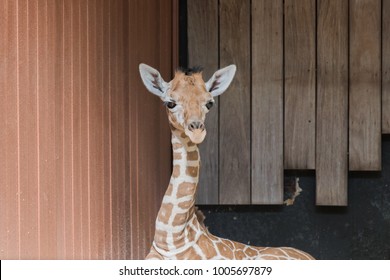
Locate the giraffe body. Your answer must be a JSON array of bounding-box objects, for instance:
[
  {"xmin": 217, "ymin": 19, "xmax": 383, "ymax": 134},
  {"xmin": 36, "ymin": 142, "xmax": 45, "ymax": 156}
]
[{"xmin": 139, "ymin": 64, "xmax": 315, "ymax": 260}]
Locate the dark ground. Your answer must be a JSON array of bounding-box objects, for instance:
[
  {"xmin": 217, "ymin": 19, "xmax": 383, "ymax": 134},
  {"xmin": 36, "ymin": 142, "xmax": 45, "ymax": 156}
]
[{"xmin": 198, "ymin": 136, "xmax": 390, "ymax": 260}]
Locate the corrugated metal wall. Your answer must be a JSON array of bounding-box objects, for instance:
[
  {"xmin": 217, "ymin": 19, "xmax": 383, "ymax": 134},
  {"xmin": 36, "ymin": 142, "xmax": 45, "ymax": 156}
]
[
  {"xmin": 188, "ymin": 0, "xmax": 386, "ymax": 206},
  {"xmin": 0, "ymin": 0, "xmax": 176, "ymax": 259}
]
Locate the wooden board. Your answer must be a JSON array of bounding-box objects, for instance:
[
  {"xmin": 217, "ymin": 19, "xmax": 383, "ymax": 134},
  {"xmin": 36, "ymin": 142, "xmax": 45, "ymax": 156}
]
[
  {"xmin": 251, "ymin": 0, "xmax": 283, "ymax": 204},
  {"xmin": 349, "ymin": 0, "xmax": 381, "ymax": 171},
  {"xmin": 187, "ymin": 0, "xmax": 219, "ymax": 204},
  {"xmin": 316, "ymin": 0, "xmax": 348, "ymax": 206},
  {"xmin": 219, "ymin": 0, "xmax": 251, "ymax": 204},
  {"xmin": 383, "ymin": 0, "xmax": 390, "ymax": 133},
  {"xmin": 284, "ymin": 0, "xmax": 316, "ymax": 170}
]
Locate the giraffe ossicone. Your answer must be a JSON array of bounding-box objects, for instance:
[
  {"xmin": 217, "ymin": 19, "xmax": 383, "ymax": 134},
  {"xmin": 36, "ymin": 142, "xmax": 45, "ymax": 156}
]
[{"xmin": 139, "ymin": 63, "xmax": 315, "ymax": 260}]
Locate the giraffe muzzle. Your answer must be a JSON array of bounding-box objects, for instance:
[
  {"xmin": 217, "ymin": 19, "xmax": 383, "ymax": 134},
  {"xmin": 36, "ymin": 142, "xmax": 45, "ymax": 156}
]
[{"xmin": 185, "ymin": 121, "xmax": 206, "ymax": 144}]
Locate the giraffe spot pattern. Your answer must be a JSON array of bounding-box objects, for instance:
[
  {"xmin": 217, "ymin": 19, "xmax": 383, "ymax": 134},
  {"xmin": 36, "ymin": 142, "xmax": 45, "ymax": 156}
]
[
  {"xmin": 157, "ymin": 203, "xmax": 173, "ymax": 224},
  {"xmin": 198, "ymin": 234, "xmax": 218, "ymax": 259},
  {"xmin": 186, "ymin": 166, "xmax": 198, "ymax": 177},
  {"xmin": 154, "ymin": 229, "xmax": 168, "ymax": 250},
  {"xmin": 187, "ymin": 150, "xmax": 199, "ymax": 161},
  {"xmin": 177, "ymin": 182, "xmax": 196, "ymax": 198},
  {"xmin": 173, "ymin": 152, "xmax": 182, "ymax": 160},
  {"xmin": 172, "ymin": 212, "xmax": 188, "ymax": 227},
  {"xmin": 165, "ymin": 184, "xmax": 173, "ymax": 196},
  {"xmin": 172, "ymin": 143, "xmax": 183, "ymax": 150},
  {"xmin": 216, "ymin": 241, "xmax": 234, "ymax": 259},
  {"xmin": 172, "ymin": 165, "xmax": 180, "ymax": 178}
]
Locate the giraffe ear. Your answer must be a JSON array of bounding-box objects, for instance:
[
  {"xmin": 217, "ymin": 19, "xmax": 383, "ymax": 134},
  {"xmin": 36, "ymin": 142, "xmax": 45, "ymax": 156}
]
[
  {"xmin": 139, "ymin": 63, "xmax": 169, "ymax": 98},
  {"xmin": 205, "ymin": 64, "xmax": 236, "ymax": 97}
]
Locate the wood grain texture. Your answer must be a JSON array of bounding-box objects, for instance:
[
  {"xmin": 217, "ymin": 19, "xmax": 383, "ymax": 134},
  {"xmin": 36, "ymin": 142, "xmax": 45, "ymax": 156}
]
[
  {"xmin": 349, "ymin": 0, "xmax": 381, "ymax": 171},
  {"xmin": 251, "ymin": 0, "xmax": 283, "ymax": 205},
  {"xmin": 383, "ymin": 0, "xmax": 390, "ymax": 133},
  {"xmin": 284, "ymin": 0, "xmax": 316, "ymax": 170},
  {"xmin": 316, "ymin": 0, "xmax": 348, "ymax": 206},
  {"xmin": 219, "ymin": 0, "xmax": 251, "ymax": 204},
  {"xmin": 187, "ymin": 0, "xmax": 219, "ymax": 204}
]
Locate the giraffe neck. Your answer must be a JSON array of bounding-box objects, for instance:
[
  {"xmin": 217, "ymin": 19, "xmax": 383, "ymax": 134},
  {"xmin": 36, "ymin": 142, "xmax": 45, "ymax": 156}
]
[{"xmin": 153, "ymin": 131, "xmax": 202, "ymax": 255}]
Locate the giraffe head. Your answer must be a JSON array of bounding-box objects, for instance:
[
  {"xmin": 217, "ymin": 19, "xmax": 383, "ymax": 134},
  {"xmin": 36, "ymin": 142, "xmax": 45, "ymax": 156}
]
[{"xmin": 139, "ymin": 63, "xmax": 236, "ymax": 144}]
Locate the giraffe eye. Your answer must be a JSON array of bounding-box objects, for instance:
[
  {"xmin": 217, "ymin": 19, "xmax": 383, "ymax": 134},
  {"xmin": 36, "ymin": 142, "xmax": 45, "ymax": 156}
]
[
  {"xmin": 206, "ymin": 101, "xmax": 214, "ymax": 110},
  {"xmin": 165, "ymin": 101, "xmax": 176, "ymax": 109}
]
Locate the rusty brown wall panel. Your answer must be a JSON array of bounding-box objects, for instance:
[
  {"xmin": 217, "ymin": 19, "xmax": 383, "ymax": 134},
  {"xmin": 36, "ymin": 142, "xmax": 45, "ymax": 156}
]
[
  {"xmin": 1, "ymin": 0, "xmax": 19, "ymax": 259},
  {"xmin": 79, "ymin": 0, "xmax": 90, "ymax": 259},
  {"xmin": 383, "ymin": 0, "xmax": 390, "ymax": 133},
  {"xmin": 284, "ymin": 0, "xmax": 316, "ymax": 170},
  {"xmin": 0, "ymin": 0, "xmax": 7, "ymax": 259},
  {"xmin": 188, "ymin": 0, "xmax": 219, "ymax": 205},
  {"xmin": 108, "ymin": 0, "xmax": 119, "ymax": 259},
  {"xmin": 0, "ymin": 0, "xmax": 175, "ymax": 260},
  {"xmin": 102, "ymin": 0, "xmax": 112, "ymax": 260},
  {"xmin": 63, "ymin": 0, "xmax": 73, "ymax": 259},
  {"xmin": 19, "ymin": 0, "xmax": 39, "ymax": 258},
  {"xmin": 349, "ymin": 0, "xmax": 381, "ymax": 171},
  {"xmin": 71, "ymin": 0, "xmax": 83, "ymax": 259},
  {"xmin": 128, "ymin": 0, "xmax": 139, "ymax": 259}
]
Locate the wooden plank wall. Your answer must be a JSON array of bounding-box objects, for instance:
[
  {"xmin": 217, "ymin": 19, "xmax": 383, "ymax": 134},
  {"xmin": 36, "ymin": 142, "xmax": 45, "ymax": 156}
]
[
  {"xmin": 0, "ymin": 0, "xmax": 176, "ymax": 260},
  {"xmin": 385, "ymin": 0, "xmax": 390, "ymax": 133},
  {"xmin": 188, "ymin": 0, "xmax": 385, "ymax": 206}
]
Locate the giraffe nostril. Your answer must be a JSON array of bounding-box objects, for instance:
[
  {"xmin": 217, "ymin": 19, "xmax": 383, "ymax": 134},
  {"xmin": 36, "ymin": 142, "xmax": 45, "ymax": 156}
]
[{"xmin": 188, "ymin": 121, "xmax": 205, "ymax": 131}]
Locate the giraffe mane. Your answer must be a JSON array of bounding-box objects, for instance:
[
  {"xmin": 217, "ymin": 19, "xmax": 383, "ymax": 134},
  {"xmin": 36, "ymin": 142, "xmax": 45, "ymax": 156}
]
[{"xmin": 176, "ymin": 66, "xmax": 204, "ymax": 76}]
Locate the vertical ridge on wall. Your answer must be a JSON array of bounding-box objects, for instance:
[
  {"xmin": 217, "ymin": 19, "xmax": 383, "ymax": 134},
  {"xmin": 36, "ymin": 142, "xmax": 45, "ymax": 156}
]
[
  {"xmin": 0, "ymin": 0, "xmax": 8, "ymax": 259},
  {"xmin": 188, "ymin": 0, "xmax": 219, "ymax": 205},
  {"xmin": 62, "ymin": 1, "xmax": 74, "ymax": 259},
  {"xmin": 128, "ymin": 0, "xmax": 139, "ymax": 260},
  {"xmin": 1, "ymin": 0, "xmax": 20, "ymax": 259},
  {"xmin": 79, "ymin": 0, "xmax": 90, "ymax": 259},
  {"xmin": 102, "ymin": 0, "xmax": 112, "ymax": 260},
  {"xmin": 19, "ymin": 0, "xmax": 39, "ymax": 258},
  {"xmin": 71, "ymin": 0, "xmax": 82, "ymax": 259},
  {"xmin": 108, "ymin": 0, "xmax": 119, "ymax": 259},
  {"xmin": 349, "ymin": 0, "xmax": 381, "ymax": 171}
]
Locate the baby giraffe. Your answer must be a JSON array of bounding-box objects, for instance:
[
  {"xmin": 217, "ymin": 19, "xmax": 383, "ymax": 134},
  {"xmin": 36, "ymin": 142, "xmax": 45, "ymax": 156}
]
[{"xmin": 139, "ymin": 63, "xmax": 314, "ymax": 260}]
